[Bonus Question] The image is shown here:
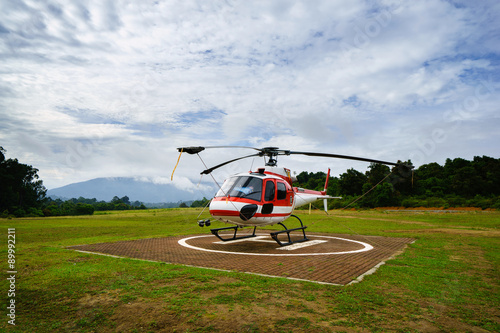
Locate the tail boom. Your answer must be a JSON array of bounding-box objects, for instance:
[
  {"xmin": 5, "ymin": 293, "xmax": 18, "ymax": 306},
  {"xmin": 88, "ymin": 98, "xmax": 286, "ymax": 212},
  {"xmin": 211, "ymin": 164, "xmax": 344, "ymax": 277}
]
[{"xmin": 293, "ymin": 169, "xmax": 341, "ymax": 211}]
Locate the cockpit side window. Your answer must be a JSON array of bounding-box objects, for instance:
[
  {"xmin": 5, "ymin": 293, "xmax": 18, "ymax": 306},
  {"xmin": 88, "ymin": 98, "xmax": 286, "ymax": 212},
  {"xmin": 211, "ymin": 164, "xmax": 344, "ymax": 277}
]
[
  {"xmin": 215, "ymin": 176, "xmax": 263, "ymax": 201},
  {"xmin": 264, "ymin": 180, "xmax": 275, "ymax": 202},
  {"xmin": 277, "ymin": 181, "xmax": 287, "ymax": 200}
]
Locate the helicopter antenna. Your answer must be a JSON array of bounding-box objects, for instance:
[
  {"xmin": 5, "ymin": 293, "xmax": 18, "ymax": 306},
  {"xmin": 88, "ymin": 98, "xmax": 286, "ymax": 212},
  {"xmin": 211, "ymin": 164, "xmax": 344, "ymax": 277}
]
[{"xmin": 249, "ymin": 157, "xmax": 255, "ymax": 172}]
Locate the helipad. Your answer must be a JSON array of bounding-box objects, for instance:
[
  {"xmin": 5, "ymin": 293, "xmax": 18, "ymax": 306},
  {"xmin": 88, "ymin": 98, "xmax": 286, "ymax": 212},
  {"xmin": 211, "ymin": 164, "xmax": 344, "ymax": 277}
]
[{"xmin": 69, "ymin": 232, "xmax": 414, "ymax": 285}]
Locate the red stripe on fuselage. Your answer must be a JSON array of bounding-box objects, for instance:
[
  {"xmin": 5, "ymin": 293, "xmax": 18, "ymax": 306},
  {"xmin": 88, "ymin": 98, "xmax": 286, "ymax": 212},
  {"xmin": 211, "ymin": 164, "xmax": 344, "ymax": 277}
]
[
  {"xmin": 211, "ymin": 197, "xmax": 258, "ymax": 205},
  {"xmin": 210, "ymin": 209, "xmax": 240, "ymax": 216},
  {"xmin": 211, "ymin": 196, "xmax": 292, "ymax": 207},
  {"xmin": 210, "ymin": 209, "xmax": 291, "ymax": 218}
]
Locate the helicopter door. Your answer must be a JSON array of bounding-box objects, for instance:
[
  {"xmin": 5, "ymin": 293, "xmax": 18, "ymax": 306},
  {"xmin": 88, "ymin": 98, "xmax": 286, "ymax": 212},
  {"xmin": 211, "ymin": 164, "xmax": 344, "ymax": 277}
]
[{"xmin": 262, "ymin": 180, "xmax": 275, "ymax": 214}]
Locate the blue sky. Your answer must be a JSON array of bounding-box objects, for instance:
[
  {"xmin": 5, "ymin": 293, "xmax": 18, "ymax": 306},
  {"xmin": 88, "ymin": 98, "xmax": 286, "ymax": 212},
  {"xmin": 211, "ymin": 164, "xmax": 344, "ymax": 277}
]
[{"xmin": 1, "ymin": 0, "xmax": 499, "ymax": 191}]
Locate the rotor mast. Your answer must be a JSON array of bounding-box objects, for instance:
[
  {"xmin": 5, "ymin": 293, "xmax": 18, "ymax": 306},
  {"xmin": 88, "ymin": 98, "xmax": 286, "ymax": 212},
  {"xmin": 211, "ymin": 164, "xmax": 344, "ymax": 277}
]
[{"xmin": 259, "ymin": 147, "xmax": 288, "ymax": 167}]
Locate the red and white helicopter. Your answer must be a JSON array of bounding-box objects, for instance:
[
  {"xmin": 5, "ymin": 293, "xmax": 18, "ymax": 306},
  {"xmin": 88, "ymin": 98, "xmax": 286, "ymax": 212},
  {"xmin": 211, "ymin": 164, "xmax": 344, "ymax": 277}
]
[{"xmin": 174, "ymin": 146, "xmax": 410, "ymax": 246}]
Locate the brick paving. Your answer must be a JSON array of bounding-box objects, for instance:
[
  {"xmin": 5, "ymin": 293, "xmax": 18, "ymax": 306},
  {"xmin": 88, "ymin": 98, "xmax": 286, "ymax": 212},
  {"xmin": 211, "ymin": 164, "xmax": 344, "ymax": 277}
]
[{"xmin": 69, "ymin": 232, "xmax": 414, "ymax": 285}]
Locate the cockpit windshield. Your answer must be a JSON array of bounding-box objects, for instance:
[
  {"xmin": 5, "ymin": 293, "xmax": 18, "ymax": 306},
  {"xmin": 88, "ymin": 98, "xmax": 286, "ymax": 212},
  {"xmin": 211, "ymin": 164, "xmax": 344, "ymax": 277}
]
[{"xmin": 215, "ymin": 176, "xmax": 263, "ymax": 201}]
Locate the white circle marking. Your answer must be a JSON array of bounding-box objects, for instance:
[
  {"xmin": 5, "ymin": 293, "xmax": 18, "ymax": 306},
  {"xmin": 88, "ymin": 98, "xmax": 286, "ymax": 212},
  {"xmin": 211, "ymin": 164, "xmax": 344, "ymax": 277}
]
[{"xmin": 178, "ymin": 234, "xmax": 373, "ymax": 256}]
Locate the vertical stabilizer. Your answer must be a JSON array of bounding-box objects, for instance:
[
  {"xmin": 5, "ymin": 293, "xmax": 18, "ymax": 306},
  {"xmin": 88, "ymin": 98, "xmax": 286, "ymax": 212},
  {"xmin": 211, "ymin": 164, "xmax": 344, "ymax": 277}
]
[
  {"xmin": 324, "ymin": 168, "xmax": 330, "ymax": 193},
  {"xmin": 323, "ymin": 168, "xmax": 330, "ymax": 212}
]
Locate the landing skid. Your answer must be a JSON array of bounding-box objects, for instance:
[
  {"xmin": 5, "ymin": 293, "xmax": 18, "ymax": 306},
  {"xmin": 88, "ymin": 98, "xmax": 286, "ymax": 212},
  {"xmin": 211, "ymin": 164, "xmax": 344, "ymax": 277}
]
[
  {"xmin": 211, "ymin": 225, "xmax": 257, "ymax": 242},
  {"xmin": 270, "ymin": 215, "xmax": 308, "ymax": 246},
  {"xmin": 208, "ymin": 215, "xmax": 308, "ymax": 246}
]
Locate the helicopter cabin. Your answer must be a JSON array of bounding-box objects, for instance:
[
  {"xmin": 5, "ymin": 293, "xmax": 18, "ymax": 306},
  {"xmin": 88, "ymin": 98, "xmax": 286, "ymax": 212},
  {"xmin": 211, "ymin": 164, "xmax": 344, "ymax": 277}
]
[{"xmin": 209, "ymin": 168, "xmax": 295, "ymax": 226}]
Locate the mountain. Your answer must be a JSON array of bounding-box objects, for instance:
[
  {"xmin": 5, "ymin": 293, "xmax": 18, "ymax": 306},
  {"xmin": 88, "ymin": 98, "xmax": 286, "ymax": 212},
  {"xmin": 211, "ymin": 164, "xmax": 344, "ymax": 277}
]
[{"xmin": 47, "ymin": 177, "xmax": 213, "ymax": 203}]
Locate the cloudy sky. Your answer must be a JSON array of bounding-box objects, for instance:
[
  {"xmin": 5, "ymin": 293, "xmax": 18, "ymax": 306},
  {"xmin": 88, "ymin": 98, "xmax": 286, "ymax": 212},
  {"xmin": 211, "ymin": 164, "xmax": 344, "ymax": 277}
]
[{"xmin": 1, "ymin": 0, "xmax": 499, "ymax": 193}]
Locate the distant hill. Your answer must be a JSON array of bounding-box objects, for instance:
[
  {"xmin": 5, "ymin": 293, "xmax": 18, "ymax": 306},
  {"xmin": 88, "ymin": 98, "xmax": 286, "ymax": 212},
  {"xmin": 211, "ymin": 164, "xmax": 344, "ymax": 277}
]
[{"xmin": 47, "ymin": 177, "xmax": 214, "ymax": 203}]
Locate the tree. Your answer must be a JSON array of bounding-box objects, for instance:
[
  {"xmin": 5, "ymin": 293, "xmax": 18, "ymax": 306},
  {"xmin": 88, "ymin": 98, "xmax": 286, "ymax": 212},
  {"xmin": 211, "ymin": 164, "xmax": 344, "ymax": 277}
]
[
  {"xmin": 366, "ymin": 163, "xmax": 390, "ymax": 186},
  {"xmin": 389, "ymin": 160, "xmax": 414, "ymax": 196},
  {"xmin": 450, "ymin": 166, "xmax": 482, "ymax": 198},
  {"xmin": 294, "ymin": 171, "xmax": 340, "ymax": 194},
  {"xmin": 339, "ymin": 168, "xmax": 367, "ymax": 196},
  {"xmin": 0, "ymin": 147, "xmax": 47, "ymax": 215},
  {"xmin": 120, "ymin": 196, "xmax": 131, "ymax": 205},
  {"xmin": 295, "ymin": 171, "xmax": 327, "ymax": 191},
  {"xmin": 326, "ymin": 176, "xmax": 341, "ymax": 197},
  {"xmin": 74, "ymin": 203, "xmax": 95, "ymax": 215},
  {"xmin": 373, "ymin": 182, "xmax": 397, "ymax": 207},
  {"xmin": 472, "ymin": 156, "xmax": 500, "ymax": 195},
  {"xmin": 191, "ymin": 197, "xmax": 210, "ymax": 208}
]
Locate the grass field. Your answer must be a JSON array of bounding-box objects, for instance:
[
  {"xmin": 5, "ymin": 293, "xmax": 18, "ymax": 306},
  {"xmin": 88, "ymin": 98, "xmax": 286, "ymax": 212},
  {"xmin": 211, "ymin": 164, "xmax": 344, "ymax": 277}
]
[{"xmin": 1, "ymin": 208, "xmax": 499, "ymax": 332}]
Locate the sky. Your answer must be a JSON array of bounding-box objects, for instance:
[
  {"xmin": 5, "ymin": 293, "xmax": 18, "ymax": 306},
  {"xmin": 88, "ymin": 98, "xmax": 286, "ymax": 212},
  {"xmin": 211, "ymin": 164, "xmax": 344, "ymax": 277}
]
[{"xmin": 1, "ymin": 0, "xmax": 499, "ymax": 195}]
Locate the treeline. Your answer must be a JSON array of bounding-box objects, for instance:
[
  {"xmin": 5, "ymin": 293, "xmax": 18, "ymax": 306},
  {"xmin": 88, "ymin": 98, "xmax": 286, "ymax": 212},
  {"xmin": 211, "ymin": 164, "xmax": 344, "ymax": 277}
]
[
  {"xmin": 295, "ymin": 156, "xmax": 500, "ymax": 209},
  {"xmin": 1, "ymin": 146, "xmax": 150, "ymax": 217},
  {"xmin": 2, "ymin": 145, "xmax": 499, "ymax": 217},
  {"xmin": 41, "ymin": 196, "xmax": 147, "ymax": 217},
  {"xmin": 188, "ymin": 197, "xmax": 211, "ymax": 208},
  {"xmin": 1, "ymin": 195, "xmax": 148, "ymax": 218}
]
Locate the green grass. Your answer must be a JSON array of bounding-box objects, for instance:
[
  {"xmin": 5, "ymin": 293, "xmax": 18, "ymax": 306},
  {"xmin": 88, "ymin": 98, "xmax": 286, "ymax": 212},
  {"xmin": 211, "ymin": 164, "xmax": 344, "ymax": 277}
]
[{"xmin": 1, "ymin": 208, "xmax": 499, "ymax": 332}]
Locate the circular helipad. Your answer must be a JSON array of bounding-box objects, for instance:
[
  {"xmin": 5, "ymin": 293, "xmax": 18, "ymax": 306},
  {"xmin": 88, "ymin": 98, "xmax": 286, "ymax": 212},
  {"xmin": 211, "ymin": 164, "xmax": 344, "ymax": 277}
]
[
  {"xmin": 178, "ymin": 234, "xmax": 373, "ymax": 256},
  {"xmin": 69, "ymin": 232, "xmax": 414, "ymax": 285}
]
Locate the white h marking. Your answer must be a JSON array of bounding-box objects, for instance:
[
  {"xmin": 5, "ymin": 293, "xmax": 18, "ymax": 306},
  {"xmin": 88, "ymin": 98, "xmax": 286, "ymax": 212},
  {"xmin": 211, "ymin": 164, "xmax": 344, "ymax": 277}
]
[{"xmin": 214, "ymin": 237, "xmax": 327, "ymax": 250}]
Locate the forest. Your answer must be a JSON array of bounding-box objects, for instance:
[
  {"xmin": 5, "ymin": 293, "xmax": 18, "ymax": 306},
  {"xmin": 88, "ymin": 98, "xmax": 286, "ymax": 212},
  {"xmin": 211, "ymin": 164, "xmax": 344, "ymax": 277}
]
[
  {"xmin": 295, "ymin": 155, "xmax": 500, "ymax": 210},
  {"xmin": 1, "ymin": 145, "xmax": 499, "ymax": 217},
  {"xmin": 0, "ymin": 147, "xmax": 146, "ymax": 217},
  {"xmin": 41, "ymin": 196, "xmax": 148, "ymax": 217}
]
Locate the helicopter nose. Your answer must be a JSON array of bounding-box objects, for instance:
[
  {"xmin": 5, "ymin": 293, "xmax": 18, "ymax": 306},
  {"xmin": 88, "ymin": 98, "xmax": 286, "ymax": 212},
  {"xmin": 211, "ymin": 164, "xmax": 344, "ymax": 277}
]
[{"xmin": 239, "ymin": 204, "xmax": 258, "ymax": 221}]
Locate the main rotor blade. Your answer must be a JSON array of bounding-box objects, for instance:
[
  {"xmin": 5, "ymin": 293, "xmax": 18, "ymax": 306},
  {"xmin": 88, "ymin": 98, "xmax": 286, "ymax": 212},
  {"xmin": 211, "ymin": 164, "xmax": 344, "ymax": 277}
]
[
  {"xmin": 177, "ymin": 146, "xmax": 261, "ymax": 155},
  {"xmin": 201, "ymin": 153, "xmax": 261, "ymax": 174},
  {"xmin": 288, "ymin": 151, "xmax": 403, "ymax": 167},
  {"xmin": 204, "ymin": 145, "xmax": 261, "ymax": 151}
]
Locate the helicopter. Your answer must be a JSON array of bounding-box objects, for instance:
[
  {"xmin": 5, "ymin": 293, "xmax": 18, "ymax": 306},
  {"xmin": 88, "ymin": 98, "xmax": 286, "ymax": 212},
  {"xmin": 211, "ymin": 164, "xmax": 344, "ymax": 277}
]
[{"xmin": 173, "ymin": 146, "xmax": 411, "ymax": 246}]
